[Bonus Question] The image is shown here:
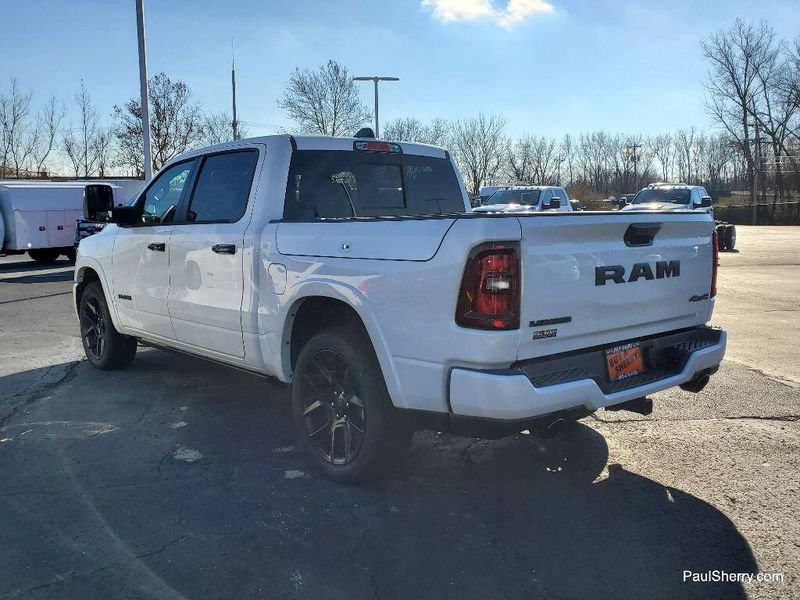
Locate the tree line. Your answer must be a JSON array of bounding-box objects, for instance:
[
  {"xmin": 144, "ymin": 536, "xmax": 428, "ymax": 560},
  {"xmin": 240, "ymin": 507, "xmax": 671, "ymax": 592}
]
[
  {"xmin": 0, "ymin": 73, "xmax": 241, "ymax": 179},
  {"xmin": 2, "ymin": 18, "xmax": 798, "ymax": 203}
]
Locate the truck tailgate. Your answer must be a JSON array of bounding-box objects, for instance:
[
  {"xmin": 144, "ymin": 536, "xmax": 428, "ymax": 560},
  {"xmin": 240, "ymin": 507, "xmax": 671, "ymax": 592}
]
[{"xmin": 516, "ymin": 211, "xmax": 714, "ymax": 361}]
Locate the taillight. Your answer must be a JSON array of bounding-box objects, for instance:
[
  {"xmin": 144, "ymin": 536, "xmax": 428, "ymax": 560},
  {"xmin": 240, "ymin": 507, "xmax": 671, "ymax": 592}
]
[
  {"xmin": 456, "ymin": 241, "xmax": 520, "ymax": 330},
  {"xmin": 711, "ymin": 229, "xmax": 718, "ymax": 297}
]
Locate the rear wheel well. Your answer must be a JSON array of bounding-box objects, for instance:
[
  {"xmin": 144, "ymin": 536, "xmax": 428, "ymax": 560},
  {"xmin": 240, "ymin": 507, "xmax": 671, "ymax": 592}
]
[{"xmin": 289, "ymin": 297, "xmax": 370, "ymax": 372}]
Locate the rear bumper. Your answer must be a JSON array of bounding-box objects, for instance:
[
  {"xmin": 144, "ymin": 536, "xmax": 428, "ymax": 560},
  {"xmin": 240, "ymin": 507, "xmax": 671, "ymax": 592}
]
[{"xmin": 448, "ymin": 326, "xmax": 726, "ymax": 421}]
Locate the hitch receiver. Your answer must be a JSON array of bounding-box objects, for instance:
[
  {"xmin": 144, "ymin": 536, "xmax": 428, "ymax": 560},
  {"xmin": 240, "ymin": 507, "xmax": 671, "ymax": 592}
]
[
  {"xmin": 606, "ymin": 396, "xmax": 653, "ymax": 416},
  {"xmin": 680, "ymin": 372, "xmax": 711, "ymax": 393}
]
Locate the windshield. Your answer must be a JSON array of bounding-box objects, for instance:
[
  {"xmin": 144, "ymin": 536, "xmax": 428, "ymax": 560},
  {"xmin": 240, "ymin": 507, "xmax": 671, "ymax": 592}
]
[
  {"xmin": 632, "ymin": 188, "xmax": 690, "ymax": 205},
  {"xmin": 484, "ymin": 189, "xmax": 541, "ymax": 206}
]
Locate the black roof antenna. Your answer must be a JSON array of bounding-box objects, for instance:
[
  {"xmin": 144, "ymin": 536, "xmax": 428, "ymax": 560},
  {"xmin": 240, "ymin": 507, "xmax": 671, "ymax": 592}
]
[{"xmin": 354, "ymin": 127, "xmax": 375, "ymax": 138}]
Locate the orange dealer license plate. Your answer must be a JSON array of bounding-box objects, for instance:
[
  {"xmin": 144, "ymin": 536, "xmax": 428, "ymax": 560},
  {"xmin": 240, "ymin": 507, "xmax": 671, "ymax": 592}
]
[{"xmin": 605, "ymin": 342, "xmax": 645, "ymax": 382}]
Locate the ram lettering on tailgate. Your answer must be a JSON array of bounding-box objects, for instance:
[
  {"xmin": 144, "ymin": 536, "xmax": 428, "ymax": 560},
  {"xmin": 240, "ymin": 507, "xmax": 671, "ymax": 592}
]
[{"xmin": 595, "ymin": 260, "xmax": 680, "ymax": 286}]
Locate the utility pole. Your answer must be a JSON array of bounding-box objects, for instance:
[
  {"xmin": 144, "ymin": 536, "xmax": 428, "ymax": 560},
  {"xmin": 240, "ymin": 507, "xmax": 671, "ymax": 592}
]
[
  {"xmin": 753, "ymin": 120, "xmax": 759, "ymax": 225},
  {"xmin": 135, "ymin": 0, "xmax": 153, "ymax": 181},
  {"xmin": 352, "ymin": 76, "xmax": 399, "ymax": 138},
  {"xmin": 231, "ymin": 39, "xmax": 239, "ymax": 140}
]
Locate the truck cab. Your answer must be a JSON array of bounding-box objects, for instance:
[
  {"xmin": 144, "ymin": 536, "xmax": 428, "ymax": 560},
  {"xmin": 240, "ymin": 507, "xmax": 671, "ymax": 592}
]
[
  {"xmin": 622, "ymin": 183, "xmax": 713, "ymax": 215},
  {"xmin": 472, "ymin": 185, "xmax": 572, "ymax": 213}
]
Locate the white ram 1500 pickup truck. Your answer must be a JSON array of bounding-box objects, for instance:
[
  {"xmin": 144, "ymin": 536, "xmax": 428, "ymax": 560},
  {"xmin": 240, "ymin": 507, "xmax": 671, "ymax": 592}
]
[{"xmin": 74, "ymin": 134, "xmax": 726, "ymax": 482}]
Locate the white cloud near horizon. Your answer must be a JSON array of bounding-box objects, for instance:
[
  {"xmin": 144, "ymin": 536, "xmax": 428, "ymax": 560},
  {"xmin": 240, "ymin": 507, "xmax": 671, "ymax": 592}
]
[{"xmin": 421, "ymin": 0, "xmax": 555, "ymax": 28}]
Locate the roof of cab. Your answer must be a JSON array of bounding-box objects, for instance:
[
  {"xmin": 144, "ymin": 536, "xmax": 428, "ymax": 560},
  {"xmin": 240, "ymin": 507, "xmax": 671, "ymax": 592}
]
[
  {"xmin": 496, "ymin": 185, "xmax": 564, "ymax": 191},
  {"xmin": 174, "ymin": 134, "xmax": 449, "ymax": 162}
]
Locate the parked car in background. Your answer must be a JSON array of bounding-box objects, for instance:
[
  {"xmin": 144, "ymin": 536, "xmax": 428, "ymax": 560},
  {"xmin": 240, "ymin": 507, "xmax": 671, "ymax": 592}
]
[
  {"xmin": 570, "ymin": 199, "xmax": 584, "ymax": 211},
  {"xmin": 74, "ymin": 133, "xmax": 725, "ymax": 483},
  {"xmin": 477, "ymin": 185, "xmax": 504, "ymax": 205},
  {"xmin": 472, "ymin": 185, "xmax": 573, "ymax": 213},
  {"xmin": 623, "ymin": 183, "xmax": 736, "ymax": 250}
]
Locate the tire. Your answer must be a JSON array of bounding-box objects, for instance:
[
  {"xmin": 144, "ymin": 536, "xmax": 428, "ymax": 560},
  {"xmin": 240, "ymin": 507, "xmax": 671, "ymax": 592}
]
[
  {"xmin": 79, "ymin": 281, "xmax": 137, "ymax": 370},
  {"xmin": 715, "ymin": 224, "xmax": 727, "ymax": 251},
  {"xmin": 28, "ymin": 248, "xmax": 60, "ymax": 263},
  {"xmin": 291, "ymin": 328, "xmax": 412, "ymax": 484},
  {"xmin": 724, "ymin": 224, "xmax": 736, "ymax": 251}
]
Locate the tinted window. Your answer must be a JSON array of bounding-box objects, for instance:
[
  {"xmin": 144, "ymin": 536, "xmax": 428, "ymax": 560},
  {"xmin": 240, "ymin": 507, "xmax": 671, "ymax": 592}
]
[
  {"xmin": 139, "ymin": 161, "xmax": 194, "ymax": 224},
  {"xmin": 187, "ymin": 150, "xmax": 259, "ymax": 223},
  {"xmin": 632, "ymin": 188, "xmax": 690, "ymax": 205},
  {"xmin": 283, "ymin": 150, "xmax": 464, "ymax": 220},
  {"xmin": 485, "ymin": 189, "xmax": 541, "ymax": 206}
]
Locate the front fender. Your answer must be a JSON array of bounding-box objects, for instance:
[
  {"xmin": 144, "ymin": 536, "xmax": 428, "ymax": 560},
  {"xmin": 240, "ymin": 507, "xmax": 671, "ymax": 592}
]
[
  {"xmin": 275, "ymin": 278, "xmax": 408, "ymax": 410},
  {"xmin": 74, "ymin": 256, "xmax": 123, "ymax": 333}
]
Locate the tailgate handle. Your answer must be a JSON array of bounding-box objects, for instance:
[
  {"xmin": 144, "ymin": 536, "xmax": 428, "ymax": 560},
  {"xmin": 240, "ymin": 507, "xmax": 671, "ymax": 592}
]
[{"xmin": 624, "ymin": 223, "xmax": 662, "ymax": 247}]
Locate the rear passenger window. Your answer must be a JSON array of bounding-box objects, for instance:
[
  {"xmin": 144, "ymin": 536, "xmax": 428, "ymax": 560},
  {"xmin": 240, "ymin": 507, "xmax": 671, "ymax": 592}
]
[
  {"xmin": 186, "ymin": 150, "xmax": 258, "ymax": 223},
  {"xmin": 284, "ymin": 150, "xmax": 464, "ymax": 220}
]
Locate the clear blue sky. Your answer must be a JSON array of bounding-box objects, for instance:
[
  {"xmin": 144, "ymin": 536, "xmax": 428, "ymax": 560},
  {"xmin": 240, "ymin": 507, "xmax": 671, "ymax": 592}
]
[{"xmin": 1, "ymin": 0, "xmax": 798, "ymax": 139}]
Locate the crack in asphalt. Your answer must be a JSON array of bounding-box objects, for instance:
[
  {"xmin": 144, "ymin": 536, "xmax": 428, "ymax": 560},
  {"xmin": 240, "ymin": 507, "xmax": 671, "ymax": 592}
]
[
  {"xmin": 345, "ymin": 503, "xmax": 382, "ymax": 600},
  {"xmin": 5, "ymin": 535, "xmax": 189, "ymax": 598},
  {"xmin": 0, "ymin": 361, "xmax": 81, "ymax": 430}
]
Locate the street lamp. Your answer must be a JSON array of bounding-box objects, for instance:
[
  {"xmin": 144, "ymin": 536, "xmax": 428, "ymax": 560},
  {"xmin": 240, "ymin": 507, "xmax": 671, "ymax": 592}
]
[
  {"xmin": 135, "ymin": 0, "xmax": 153, "ymax": 181},
  {"xmin": 352, "ymin": 76, "xmax": 399, "ymax": 138}
]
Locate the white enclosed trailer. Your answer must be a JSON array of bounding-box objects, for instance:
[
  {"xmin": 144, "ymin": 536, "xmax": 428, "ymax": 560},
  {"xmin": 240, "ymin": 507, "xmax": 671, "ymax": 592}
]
[{"xmin": 0, "ymin": 180, "xmax": 143, "ymax": 263}]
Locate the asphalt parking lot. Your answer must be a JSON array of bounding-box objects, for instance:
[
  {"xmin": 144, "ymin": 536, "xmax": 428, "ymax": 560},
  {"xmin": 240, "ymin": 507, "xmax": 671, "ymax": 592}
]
[{"xmin": 1, "ymin": 226, "xmax": 798, "ymax": 599}]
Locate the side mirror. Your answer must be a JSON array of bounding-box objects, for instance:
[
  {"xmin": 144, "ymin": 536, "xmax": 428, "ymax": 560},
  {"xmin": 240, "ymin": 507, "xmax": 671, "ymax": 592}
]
[
  {"xmin": 547, "ymin": 199, "xmax": 561, "ymax": 209},
  {"xmin": 83, "ymin": 184, "xmax": 114, "ymax": 221},
  {"xmin": 700, "ymin": 196, "xmax": 712, "ymax": 208},
  {"xmin": 110, "ymin": 206, "xmax": 140, "ymax": 226}
]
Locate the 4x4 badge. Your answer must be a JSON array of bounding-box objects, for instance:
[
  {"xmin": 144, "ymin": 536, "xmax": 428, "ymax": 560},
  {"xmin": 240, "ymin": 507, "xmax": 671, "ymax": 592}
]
[{"xmin": 533, "ymin": 329, "xmax": 557, "ymax": 340}]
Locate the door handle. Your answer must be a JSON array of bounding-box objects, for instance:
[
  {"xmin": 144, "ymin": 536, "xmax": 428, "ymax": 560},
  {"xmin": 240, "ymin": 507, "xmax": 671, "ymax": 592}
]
[
  {"xmin": 212, "ymin": 244, "xmax": 236, "ymax": 254},
  {"xmin": 147, "ymin": 242, "xmax": 166, "ymax": 252}
]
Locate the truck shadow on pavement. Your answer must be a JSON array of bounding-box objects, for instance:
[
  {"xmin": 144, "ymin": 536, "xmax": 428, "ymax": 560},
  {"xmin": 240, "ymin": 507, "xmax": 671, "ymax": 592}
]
[
  {"xmin": 0, "ymin": 350, "xmax": 757, "ymax": 600},
  {"xmin": 0, "ymin": 258, "xmax": 73, "ymax": 273},
  {"xmin": 0, "ymin": 269, "xmax": 74, "ymax": 284}
]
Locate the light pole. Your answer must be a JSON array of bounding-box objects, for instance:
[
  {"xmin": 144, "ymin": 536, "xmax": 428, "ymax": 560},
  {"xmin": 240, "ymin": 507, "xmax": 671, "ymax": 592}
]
[
  {"xmin": 352, "ymin": 76, "xmax": 399, "ymax": 138},
  {"xmin": 135, "ymin": 0, "xmax": 153, "ymax": 181}
]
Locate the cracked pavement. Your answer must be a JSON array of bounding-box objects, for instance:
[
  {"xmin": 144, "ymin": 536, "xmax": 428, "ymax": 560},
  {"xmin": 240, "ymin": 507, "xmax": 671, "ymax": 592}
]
[{"xmin": 0, "ymin": 226, "xmax": 798, "ymax": 599}]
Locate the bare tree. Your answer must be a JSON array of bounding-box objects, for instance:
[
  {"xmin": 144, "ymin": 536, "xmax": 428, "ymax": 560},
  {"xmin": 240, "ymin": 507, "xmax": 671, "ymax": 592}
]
[
  {"xmin": 202, "ymin": 111, "xmax": 248, "ymax": 146},
  {"xmin": 32, "ymin": 96, "xmax": 65, "ymax": 175},
  {"xmin": 1, "ymin": 78, "xmax": 33, "ymax": 177},
  {"xmin": 63, "ymin": 81, "xmax": 110, "ymax": 178},
  {"xmin": 113, "ymin": 73, "xmax": 204, "ymax": 175},
  {"xmin": 649, "ymin": 133, "xmax": 674, "ymax": 181},
  {"xmin": 382, "ymin": 117, "xmax": 427, "ymax": 142},
  {"xmin": 278, "ymin": 60, "xmax": 371, "ymax": 136},
  {"xmin": 449, "ymin": 113, "xmax": 507, "ymax": 196},
  {"xmin": 382, "ymin": 117, "xmax": 450, "ymax": 146},
  {"xmin": 702, "ymin": 19, "xmax": 778, "ymax": 196},
  {"xmin": 507, "ymin": 135, "xmax": 558, "ymax": 184},
  {"xmin": 674, "ymin": 127, "xmax": 697, "ymax": 183},
  {"xmin": 560, "ymin": 134, "xmax": 574, "ymax": 186}
]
